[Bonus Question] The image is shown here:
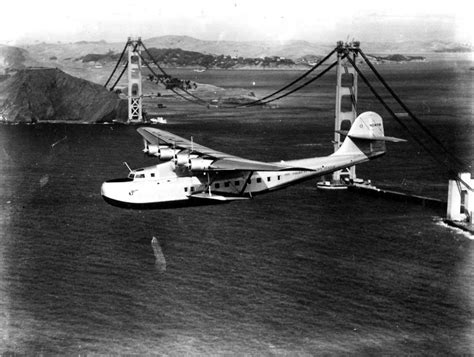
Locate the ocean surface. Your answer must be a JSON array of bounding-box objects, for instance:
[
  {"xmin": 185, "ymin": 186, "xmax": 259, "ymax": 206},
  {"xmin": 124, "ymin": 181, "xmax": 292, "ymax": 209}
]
[{"xmin": 0, "ymin": 56, "xmax": 473, "ymax": 355}]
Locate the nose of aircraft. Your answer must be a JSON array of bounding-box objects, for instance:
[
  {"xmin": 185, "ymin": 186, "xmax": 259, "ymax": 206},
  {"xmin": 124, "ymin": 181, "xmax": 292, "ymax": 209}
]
[
  {"xmin": 100, "ymin": 181, "xmax": 116, "ymax": 203},
  {"xmin": 101, "ymin": 178, "xmax": 131, "ymax": 207},
  {"xmin": 100, "ymin": 181, "xmax": 108, "ymax": 198},
  {"xmin": 101, "ymin": 175, "xmax": 140, "ymax": 208},
  {"xmin": 101, "ymin": 181, "xmax": 125, "ymax": 208}
]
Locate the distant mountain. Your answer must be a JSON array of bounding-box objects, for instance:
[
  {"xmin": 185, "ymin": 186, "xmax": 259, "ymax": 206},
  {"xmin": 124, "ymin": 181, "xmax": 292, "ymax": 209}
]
[
  {"xmin": 0, "ymin": 44, "xmax": 41, "ymax": 71},
  {"xmin": 14, "ymin": 36, "xmax": 472, "ymax": 63},
  {"xmin": 366, "ymin": 54, "xmax": 426, "ymax": 63},
  {"xmin": 362, "ymin": 40, "xmax": 473, "ymax": 54},
  {"xmin": 77, "ymin": 50, "xmax": 121, "ymax": 64},
  {"xmin": 9, "ymin": 36, "xmax": 473, "ymax": 72},
  {"xmin": 73, "ymin": 47, "xmax": 309, "ymax": 70},
  {"xmin": 142, "ymin": 35, "xmax": 334, "ymax": 60},
  {"xmin": 16, "ymin": 36, "xmax": 333, "ymax": 62},
  {"xmin": 133, "ymin": 36, "xmax": 474, "ymax": 57},
  {"xmin": 433, "ymin": 44, "xmax": 473, "ymax": 53},
  {"xmin": 141, "ymin": 48, "xmax": 309, "ymax": 69},
  {"xmin": 20, "ymin": 41, "xmax": 124, "ymax": 65}
]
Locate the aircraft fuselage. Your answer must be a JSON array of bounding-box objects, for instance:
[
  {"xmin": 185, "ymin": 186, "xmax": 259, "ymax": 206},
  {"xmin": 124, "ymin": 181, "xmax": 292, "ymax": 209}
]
[
  {"xmin": 101, "ymin": 160, "xmax": 321, "ymax": 209},
  {"xmin": 101, "ymin": 112, "xmax": 402, "ymax": 209}
]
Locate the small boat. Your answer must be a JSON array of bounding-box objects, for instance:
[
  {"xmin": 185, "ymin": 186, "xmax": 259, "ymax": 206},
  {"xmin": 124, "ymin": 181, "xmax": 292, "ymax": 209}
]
[
  {"xmin": 149, "ymin": 117, "xmax": 167, "ymax": 124},
  {"xmin": 316, "ymin": 180, "xmax": 348, "ymax": 190}
]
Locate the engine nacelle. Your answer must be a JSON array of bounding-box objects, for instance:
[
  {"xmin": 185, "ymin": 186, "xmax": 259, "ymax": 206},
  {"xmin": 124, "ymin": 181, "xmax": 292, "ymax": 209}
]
[
  {"xmin": 174, "ymin": 152, "xmax": 190, "ymax": 167},
  {"xmin": 189, "ymin": 158, "xmax": 213, "ymax": 171},
  {"xmin": 145, "ymin": 144, "xmax": 160, "ymax": 156},
  {"xmin": 159, "ymin": 147, "xmax": 178, "ymax": 161},
  {"xmin": 144, "ymin": 143, "xmax": 181, "ymax": 161}
]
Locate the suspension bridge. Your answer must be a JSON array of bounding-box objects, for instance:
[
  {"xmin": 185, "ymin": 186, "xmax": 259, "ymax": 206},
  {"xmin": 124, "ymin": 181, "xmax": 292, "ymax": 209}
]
[{"xmin": 103, "ymin": 37, "xmax": 472, "ymax": 230}]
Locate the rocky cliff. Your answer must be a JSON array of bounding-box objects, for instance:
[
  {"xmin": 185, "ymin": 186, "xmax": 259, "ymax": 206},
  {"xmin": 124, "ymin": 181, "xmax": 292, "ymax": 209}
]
[{"xmin": 0, "ymin": 68, "xmax": 127, "ymax": 123}]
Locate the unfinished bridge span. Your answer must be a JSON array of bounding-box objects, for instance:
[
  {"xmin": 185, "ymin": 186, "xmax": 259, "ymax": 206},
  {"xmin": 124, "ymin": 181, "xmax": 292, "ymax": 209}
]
[{"xmin": 103, "ymin": 38, "xmax": 472, "ymax": 226}]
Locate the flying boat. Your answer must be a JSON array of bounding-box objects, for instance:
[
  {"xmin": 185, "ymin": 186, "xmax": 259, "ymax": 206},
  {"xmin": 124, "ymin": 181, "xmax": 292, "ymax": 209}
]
[{"xmin": 101, "ymin": 111, "xmax": 404, "ymax": 209}]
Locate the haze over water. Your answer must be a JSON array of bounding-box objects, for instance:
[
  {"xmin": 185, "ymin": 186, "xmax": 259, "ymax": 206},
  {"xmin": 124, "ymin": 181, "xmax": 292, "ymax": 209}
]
[{"xmin": 0, "ymin": 56, "xmax": 473, "ymax": 354}]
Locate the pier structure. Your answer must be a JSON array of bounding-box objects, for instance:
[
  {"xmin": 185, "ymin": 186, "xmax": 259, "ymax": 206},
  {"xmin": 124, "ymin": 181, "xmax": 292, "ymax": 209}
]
[
  {"xmin": 127, "ymin": 37, "xmax": 143, "ymax": 123},
  {"xmin": 447, "ymin": 173, "xmax": 473, "ymax": 223}
]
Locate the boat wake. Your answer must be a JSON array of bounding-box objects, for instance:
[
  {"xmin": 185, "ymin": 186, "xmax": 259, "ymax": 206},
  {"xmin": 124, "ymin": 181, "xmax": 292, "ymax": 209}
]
[
  {"xmin": 434, "ymin": 218, "xmax": 474, "ymax": 240},
  {"xmin": 151, "ymin": 237, "xmax": 167, "ymax": 271}
]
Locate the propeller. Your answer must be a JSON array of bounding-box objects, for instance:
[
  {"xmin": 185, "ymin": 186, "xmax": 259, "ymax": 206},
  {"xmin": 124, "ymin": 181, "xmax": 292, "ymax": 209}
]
[{"xmin": 143, "ymin": 139, "xmax": 149, "ymax": 156}]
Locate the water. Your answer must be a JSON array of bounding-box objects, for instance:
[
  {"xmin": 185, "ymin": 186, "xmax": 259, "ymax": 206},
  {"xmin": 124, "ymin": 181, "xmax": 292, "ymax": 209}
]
[{"xmin": 0, "ymin": 58, "xmax": 473, "ymax": 355}]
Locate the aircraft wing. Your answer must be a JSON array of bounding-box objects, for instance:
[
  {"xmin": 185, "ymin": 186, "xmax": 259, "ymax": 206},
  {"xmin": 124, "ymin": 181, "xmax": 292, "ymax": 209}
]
[
  {"xmin": 137, "ymin": 127, "xmax": 313, "ymax": 172},
  {"xmin": 209, "ymin": 158, "xmax": 297, "ymax": 171},
  {"xmin": 138, "ymin": 127, "xmax": 230, "ymax": 159}
]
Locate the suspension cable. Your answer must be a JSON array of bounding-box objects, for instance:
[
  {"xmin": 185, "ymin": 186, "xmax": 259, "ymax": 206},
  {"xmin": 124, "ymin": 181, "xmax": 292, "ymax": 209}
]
[
  {"xmin": 137, "ymin": 51, "xmax": 209, "ymax": 106},
  {"xmin": 252, "ymin": 59, "xmax": 339, "ymax": 106},
  {"xmin": 139, "ymin": 41, "xmax": 211, "ymax": 105},
  {"xmin": 140, "ymin": 39, "xmax": 338, "ymax": 108},
  {"xmin": 239, "ymin": 48, "xmax": 337, "ymax": 107},
  {"xmin": 357, "ymin": 48, "xmax": 469, "ymax": 170},
  {"xmin": 137, "ymin": 52, "xmax": 198, "ymax": 104},
  {"xmin": 345, "ymin": 55, "xmax": 446, "ymax": 159},
  {"xmin": 109, "ymin": 62, "xmax": 127, "ymax": 91},
  {"xmin": 104, "ymin": 40, "xmax": 129, "ymax": 88},
  {"xmin": 139, "ymin": 41, "xmax": 171, "ymax": 77},
  {"xmin": 109, "ymin": 41, "xmax": 140, "ymax": 91},
  {"xmin": 345, "ymin": 54, "xmax": 472, "ymax": 190}
]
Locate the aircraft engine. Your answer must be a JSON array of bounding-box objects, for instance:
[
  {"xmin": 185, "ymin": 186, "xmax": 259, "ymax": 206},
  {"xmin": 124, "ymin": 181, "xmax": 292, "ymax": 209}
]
[
  {"xmin": 145, "ymin": 144, "xmax": 160, "ymax": 156},
  {"xmin": 189, "ymin": 158, "xmax": 213, "ymax": 171},
  {"xmin": 174, "ymin": 152, "xmax": 190, "ymax": 168},
  {"xmin": 143, "ymin": 144, "xmax": 179, "ymax": 160},
  {"xmin": 158, "ymin": 147, "xmax": 178, "ymax": 161}
]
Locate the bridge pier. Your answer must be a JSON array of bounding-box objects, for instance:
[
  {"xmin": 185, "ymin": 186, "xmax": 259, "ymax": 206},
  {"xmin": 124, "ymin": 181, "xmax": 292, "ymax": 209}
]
[{"xmin": 447, "ymin": 173, "xmax": 473, "ymax": 224}]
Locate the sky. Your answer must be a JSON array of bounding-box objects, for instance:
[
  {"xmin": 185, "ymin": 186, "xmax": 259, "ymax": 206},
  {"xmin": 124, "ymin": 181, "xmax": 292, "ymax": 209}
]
[{"xmin": 1, "ymin": 0, "xmax": 472, "ymax": 45}]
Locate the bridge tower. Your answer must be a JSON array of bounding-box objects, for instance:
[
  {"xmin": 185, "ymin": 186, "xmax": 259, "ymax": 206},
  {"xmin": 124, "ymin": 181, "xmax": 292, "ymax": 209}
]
[
  {"xmin": 331, "ymin": 41, "xmax": 359, "ymax": 185},
  {"xmin": 127, "ymin": 37, "xmax": 143, "ymax": 123}
]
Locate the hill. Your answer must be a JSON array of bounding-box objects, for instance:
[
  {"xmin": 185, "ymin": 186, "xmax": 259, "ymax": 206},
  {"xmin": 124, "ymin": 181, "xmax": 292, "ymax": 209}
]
[
  {"xmin": 366, "ymin": 54, "xmax": 426, "ymax": 63},
  {"xmin": 0, "ymin": 44, "xmax": 41, "ymax": 72},
  {"xmin": 141, "ymin": 47, "xmax": 306, "ymax": 69},
  {"xmin": 142, "ymin": 35, "xmax": 333, "ymax": 60},
  {"xmin": 0, "ymin": 68, "xmax": 126, "ymax": 123},
  {"xmin": 18, "ymin": 37, "xmax": 471, "ymax": 72}
]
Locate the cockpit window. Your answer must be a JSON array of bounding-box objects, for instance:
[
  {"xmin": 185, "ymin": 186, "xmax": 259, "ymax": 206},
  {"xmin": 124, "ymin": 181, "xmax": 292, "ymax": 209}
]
[{"xmin": 128, "ymin": 172, "xmax": 146, "ymax": 179}]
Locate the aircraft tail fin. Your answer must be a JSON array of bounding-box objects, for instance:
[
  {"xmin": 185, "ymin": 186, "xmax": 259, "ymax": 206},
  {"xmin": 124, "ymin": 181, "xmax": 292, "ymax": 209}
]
[{"xmin": 333, "ymin": 111, "xmax": 405, "ymax": 158}]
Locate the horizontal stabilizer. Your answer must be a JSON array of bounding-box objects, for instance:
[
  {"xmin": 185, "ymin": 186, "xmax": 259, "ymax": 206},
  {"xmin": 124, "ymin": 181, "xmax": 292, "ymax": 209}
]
[
  {"xmin": 335, "ymin": 130, "xmax": 406, "ymax": 142},
  {"xmin": 350, "ymin": 134, "xmax": 406, "ymax": 143},
  {"xmin": 334, "ymin": 112, "xmax": 405, "ymax": 157},
  {"xmin": 189, "ymin": 193, "xmax": 250, "ymax": 201}
]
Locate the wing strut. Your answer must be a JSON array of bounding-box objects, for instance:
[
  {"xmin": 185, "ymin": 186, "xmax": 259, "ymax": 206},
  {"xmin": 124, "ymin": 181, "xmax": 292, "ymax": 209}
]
[
  {"xmin": 203, "ymin": 172, "xmax": 218, "ymax": 196},
  {"xmin": 239, "ymin": 171, "xmax": 254, "ymax": 196},
  {"xmin": 207, "ymin": 172, "xmax": 212, "ymax": 196}
]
